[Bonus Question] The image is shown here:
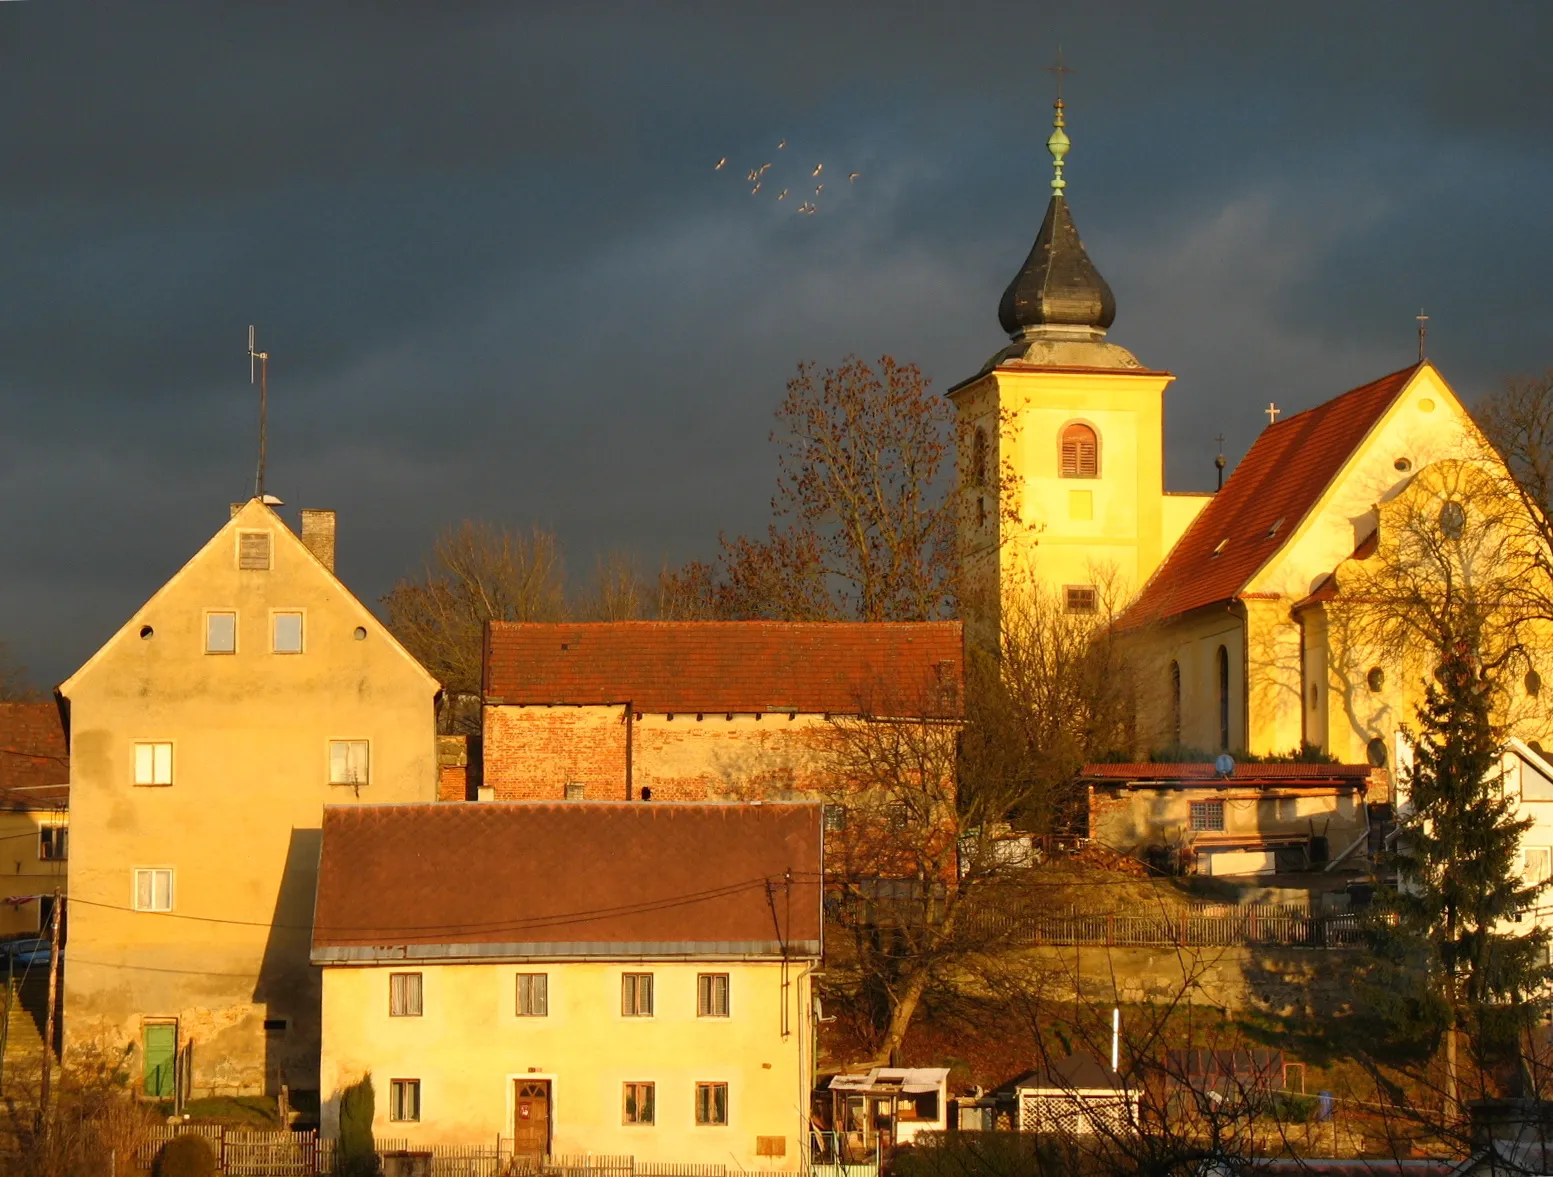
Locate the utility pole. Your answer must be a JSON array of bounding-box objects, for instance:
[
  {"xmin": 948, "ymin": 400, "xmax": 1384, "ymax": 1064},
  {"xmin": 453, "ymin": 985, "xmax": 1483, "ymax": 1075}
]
[
  {"xmin": 39, "ymin": 891, "xmax": 61, "ymax": 1128},
  {"xmin": 248, "ymin": 326, "xmax": 270, "ymax": 500}
]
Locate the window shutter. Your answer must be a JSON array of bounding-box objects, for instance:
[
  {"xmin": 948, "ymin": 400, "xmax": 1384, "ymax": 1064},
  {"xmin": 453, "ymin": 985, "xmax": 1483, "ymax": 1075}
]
[{"xmin": 238, "ymin": 531, "xmax": 272, "ymax": 571}]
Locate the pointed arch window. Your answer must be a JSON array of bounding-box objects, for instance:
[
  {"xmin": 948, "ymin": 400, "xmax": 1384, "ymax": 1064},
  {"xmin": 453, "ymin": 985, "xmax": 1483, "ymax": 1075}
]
[
  {"xmin": 1216, "ymin": 645, "xmax": 1231, "ymax": 752},
  {"xmin": 972, "ymin": 427, "xmax": 989, "ymax": 488},
  {"xmin": 1060, "ymin": 423, "xmax": 1099, "ymax": 479}
]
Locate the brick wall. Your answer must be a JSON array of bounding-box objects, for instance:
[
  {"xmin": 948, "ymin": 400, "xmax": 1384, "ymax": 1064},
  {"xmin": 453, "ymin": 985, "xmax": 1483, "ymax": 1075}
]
[
  {"xmin": 436, "ymin": 735, "xmax": 469, "ymax": 801},
  {"xmin": 483, "ymin": 705, "xmax": 629, "ymax": 799}
]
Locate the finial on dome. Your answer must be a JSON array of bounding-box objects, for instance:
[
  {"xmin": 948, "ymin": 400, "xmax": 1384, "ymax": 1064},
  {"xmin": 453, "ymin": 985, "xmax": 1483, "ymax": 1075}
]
[{"xmin": 1048, "ymin": 99, "xmax": 1069, "ymax": 196}]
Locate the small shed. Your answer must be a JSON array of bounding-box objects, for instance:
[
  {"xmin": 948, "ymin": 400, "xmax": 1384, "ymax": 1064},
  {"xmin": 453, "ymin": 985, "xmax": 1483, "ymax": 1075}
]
[
  {"xmin": 827, "ymin": 1067, "xmax": 950, "ymax": 1149},
  {"xmin": 1011, "ymin": 1054, "xmax": 1137, "ymax": 1136}
]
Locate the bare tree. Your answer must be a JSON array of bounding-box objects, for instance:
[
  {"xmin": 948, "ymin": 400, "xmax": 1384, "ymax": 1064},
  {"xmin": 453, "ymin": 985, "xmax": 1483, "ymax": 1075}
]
[
  {"xmin": 382, "ymin": 522, "xmax": 567, "ymax": 697},
  {"xmin": 0, "ymin": 640, "xmax": 41, "ymax": 701},
  {"xmin": 578, "ymin": 551, "xmax": 647, "ymax": 621},
  {"xmin": 665, "ymin": 356, "xmax": 960, "ymax": 621}
]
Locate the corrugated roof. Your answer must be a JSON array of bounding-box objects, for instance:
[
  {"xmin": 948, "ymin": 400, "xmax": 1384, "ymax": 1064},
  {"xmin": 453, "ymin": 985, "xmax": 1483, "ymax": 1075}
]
[
  {"xmin": 484, "ymin": 621, "xmax": 963, "ymax": 717},
  {"xmin": 312, "ymin": 801, "xmax": 823, "ymax": 961},
  {"xmin": 0, "ymin": 702, "xmax": 68, "ymax": 809},
  {"xmin": 1125, "ymin": 365, "xmax": 1420, "ymax": 625},
  {"xmin": 1082, "ymin": 762, "xmax": 1374, "ymax": 782}
]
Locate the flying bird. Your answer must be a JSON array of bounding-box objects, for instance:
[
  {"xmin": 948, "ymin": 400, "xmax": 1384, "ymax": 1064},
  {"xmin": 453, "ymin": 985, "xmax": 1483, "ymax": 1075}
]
[
  {"xmin": 715, "ymin": 157, "xmax": 726, "ymax": 170},
  {"xmin": 777, "ymin": 189, "xmax": 788, "ymax": 200},
  {"xmin": 799, "ymin": 201, "xmax": 817, "ymax": 214},
  {"xmin": 746, "ymin": 168, "xmax": 759, "ymax": 182},
  {"xmin": 849, "ymin": 172, "xmax": 860, "ymax": 182},
  {"xmin": 751, "ymin": 183, "xmax": 762, "ymax": 194},
  {"xmin": 778, "ymin": 139, "xmax": 787, "ymax": 149},
  {"xmin": 758, "ymin": 163, "xmax": 772, "ymax": 175},
  {"xmin": 811, "ymin": 163, "xmax": 823, "ymax": 177},
  {"xmin": 815, "ymin": 184, "xmax": 823, "ymax": 195}
]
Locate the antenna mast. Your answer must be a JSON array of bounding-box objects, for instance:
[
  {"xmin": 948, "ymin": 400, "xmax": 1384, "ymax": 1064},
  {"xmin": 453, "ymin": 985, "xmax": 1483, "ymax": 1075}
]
[{"xmin": 248, "ymin": 325, "xmax": 269, "ymax": 499}]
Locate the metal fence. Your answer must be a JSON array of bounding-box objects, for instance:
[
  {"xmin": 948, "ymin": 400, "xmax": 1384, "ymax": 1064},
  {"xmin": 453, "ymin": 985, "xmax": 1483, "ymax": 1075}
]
[{"xmin": 970, "ymin": 902, "xmax": 1370, "ymax": 949}]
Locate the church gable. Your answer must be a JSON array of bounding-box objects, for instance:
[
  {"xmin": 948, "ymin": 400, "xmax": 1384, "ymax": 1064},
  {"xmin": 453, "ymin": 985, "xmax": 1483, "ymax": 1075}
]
[{"xmin": 1125, "ymin": 364, "xmax": 1426, "ymax": 626}]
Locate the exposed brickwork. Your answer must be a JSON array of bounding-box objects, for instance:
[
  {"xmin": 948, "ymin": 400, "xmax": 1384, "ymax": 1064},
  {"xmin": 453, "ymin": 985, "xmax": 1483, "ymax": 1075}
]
[
  {"xmin": 631, "ymin": 713, "xmax": 832, "ymax": 801},
  {"xmin": 483, "ymin": 705, "xmax": 629, "ymax": 799}
]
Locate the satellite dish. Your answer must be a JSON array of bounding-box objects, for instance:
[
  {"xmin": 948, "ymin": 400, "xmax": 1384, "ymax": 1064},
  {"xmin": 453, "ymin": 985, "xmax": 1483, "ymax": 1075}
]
[
  {"xmin": 1214, "ymin": 753, "xmax": 1235, "ymax": 778},
  {"xmin": 260, "ymin": 494, "xmax": 284, "ymax": 506}
]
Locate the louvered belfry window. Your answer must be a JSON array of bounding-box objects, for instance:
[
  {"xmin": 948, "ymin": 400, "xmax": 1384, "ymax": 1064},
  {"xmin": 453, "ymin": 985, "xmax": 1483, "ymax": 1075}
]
[
  {"xmin": 1060, "ymin": 424, "xmax": 1099, "ymax": 479},
  {"xmin": 238, "ymin": 530, "xmax": 273, "ymax": 570}
]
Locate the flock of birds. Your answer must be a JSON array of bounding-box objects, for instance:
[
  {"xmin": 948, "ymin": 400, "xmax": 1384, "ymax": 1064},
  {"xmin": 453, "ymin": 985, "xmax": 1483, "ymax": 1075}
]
[{"xmin": 714, "ymin": 139, "xmax": 859, "ymax": 215}]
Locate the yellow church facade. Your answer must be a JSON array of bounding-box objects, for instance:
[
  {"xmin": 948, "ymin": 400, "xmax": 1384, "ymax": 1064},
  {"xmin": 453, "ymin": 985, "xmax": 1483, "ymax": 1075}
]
[{"xmin": 956, "ymin": 96, "xmax": 1553, "ymax": 782}]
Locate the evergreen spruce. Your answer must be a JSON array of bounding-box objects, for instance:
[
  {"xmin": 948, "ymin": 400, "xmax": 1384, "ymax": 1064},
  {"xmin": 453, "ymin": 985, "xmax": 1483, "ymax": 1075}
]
[
  {"xmin": 338, "ymin": 1072, "xmax": 378, "ymax": 1177},
  {"xmin": 1387, "ymin": 638, "xmax": 1551, "ymax": 1098}
]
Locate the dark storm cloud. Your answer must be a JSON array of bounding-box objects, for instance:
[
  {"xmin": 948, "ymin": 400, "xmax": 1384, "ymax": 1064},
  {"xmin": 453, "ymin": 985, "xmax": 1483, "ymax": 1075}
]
[{"xmin": 1, "ymin": 1, "xmax": 1551, "ymax": 683}]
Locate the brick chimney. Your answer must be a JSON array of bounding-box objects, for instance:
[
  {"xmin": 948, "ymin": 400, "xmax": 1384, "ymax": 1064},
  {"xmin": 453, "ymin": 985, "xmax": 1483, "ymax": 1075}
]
[{"xmin": 300, "ymin": 509, "xmax": 336, "ymax": 572}]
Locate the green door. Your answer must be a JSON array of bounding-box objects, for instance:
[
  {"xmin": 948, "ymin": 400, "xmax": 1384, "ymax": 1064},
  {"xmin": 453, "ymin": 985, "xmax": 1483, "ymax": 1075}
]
[{"xmin": 142, "ymin": 1024, "xmax": 176, "ymax": 1098}]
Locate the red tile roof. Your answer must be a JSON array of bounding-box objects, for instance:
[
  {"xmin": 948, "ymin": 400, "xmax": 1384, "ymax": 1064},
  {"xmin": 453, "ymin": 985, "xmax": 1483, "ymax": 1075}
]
[
  {"xmin": 1125, "ymin": 365, "xmax": 1420, "ymax": 625},
  {"xmin": 1082, "ymin": 762, "xmax": 1374, "ymax": 783},
  {"xmin": 0, "ymin": 703, "xmax": 68, "ymax": 809},
  {"xmin": 312, "ymin": 801, "xmax": 823, "ymax": 962},
  {"xmin": 485, "ymin": 621, "xmax": 964, "ymax": 717}
]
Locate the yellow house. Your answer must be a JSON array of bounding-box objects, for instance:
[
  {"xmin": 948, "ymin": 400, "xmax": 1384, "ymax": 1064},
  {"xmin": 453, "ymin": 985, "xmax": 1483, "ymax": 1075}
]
[
  {"xmin": 0, "ymin": 702, "xmax": 70, "ymax": 938},
  {"xmin": 61, "ymin": 499, "xmax": 440, "ymax": 1100},
  {"xmin": 313, "ymin": 801, "xmax": 822, "ymax": 1168},
  {"xmin": 948, "ymin": 97, "xmax": 1212, "ymax": 646}
]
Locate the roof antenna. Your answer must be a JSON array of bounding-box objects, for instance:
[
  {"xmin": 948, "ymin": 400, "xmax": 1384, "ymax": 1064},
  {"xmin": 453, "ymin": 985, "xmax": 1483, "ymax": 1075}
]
[
  {"xmin": 248, "ymin": 325, "xmax": 270, "ymax": 500},
  {"xmin": 1214, "ymin": 434, "xmax": 1226, "ymax": 492},
  {"xmin": 1416, "ymin": 308, "xmax": 1429, "ymax": 363}
]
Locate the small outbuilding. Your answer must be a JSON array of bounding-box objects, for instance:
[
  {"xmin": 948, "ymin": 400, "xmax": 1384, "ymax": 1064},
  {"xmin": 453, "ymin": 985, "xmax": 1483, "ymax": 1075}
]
[
  {"xmin": 1010, "ymin": 1054, "xmax": 1136, "ymax": 1136},
  {"xmin": 826, "ymin": 1067, "xmax": 950, "ymax": 1150}
]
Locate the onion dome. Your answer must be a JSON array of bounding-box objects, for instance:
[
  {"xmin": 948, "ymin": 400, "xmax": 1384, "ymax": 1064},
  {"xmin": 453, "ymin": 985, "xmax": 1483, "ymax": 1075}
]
[{"xmin": 996, "ymin": 99, "xmax": 1117, "ymax": 340}]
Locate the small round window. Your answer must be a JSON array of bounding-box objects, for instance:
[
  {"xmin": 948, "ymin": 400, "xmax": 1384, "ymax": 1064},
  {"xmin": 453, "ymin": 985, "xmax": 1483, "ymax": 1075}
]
[
  {"xmin": 1394, "ymin": 457, "xmax": 1412, "ymax": 472},
  {"xmin": 1418, "ymin": 398, "xmax": 1436, "ymax": 413},
  {"xmin": 1439, "ymin": 501, "xmax": 1466, "ymax": 539},
  {"xmin": 1528, "ymin": 670, "xmax": 1543, "ymax": 698},
  {"xmin": 1367, "ymin": 738, "xmax": 1388, "ymax": 767},
  {"xmin": 139, "ymin": 625, "xmax": 154, "ymax": 640},
  {"xmin": 353, "ymin": 626, "xmax": 368, "ymax": 641},
  {"xmin": 1367, "ymin": 667, "xmax": 1385, "ymax": 692}
]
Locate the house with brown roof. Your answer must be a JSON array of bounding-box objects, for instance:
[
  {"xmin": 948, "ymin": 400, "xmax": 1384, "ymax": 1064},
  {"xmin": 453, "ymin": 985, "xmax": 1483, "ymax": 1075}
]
[
  {"xmin": 0, "ymin": 701, "xmax": 69, "ymax": 937},
  {"xmin": 312, "ymin": 801, "xmax": 822, "ymax": 1166},
  {"xmin": 1083, "ymin": 762, "xmax": 1383, "ymax": 879},
  {"xmin": 479, "ymin": 621, "xmax": 963, "ymax": 805}
]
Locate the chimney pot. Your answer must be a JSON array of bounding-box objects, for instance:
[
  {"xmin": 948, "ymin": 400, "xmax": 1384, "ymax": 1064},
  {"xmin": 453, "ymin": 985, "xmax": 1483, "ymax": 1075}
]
[{"xmin": 300, "ymin": 509, "xmax": 337, "ymax": 573}]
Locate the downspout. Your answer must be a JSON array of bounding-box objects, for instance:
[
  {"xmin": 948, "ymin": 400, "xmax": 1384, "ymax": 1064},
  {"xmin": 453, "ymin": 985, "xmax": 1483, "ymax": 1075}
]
[
  {"xmin": 624, "ymin": 703, "xmax": 634, "ymax": 800},
  {"xmin": 1233, "ymin": 599, "xmax": 1251, "ymax": 752},
  {"xmin": 1296, "ymin": 609, "xmax": 1308, "ymax": 750}
]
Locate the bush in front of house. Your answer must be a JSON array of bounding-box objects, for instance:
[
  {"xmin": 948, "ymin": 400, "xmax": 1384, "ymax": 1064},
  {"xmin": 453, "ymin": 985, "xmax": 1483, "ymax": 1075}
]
[
  {"xmin": 153, "ymin": 1133, "xmax": 216, "ymax": 1177},
  {"xmin": 337, "ymin": 1072, "xmax": 379, "ymax": 1176}
]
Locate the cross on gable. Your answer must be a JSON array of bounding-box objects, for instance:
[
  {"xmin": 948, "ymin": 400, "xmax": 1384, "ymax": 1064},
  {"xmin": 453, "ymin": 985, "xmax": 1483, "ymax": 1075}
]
[{"xmin": 1265, "ymin": 403, "xmax": 1281, "ymax": 425}]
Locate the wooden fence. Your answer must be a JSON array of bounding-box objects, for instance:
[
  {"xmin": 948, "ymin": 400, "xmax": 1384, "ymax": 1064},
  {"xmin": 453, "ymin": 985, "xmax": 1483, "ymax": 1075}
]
[
  {"xmin": 969, "ymin": 902, "xmax": 1369, "ymax": 949},
  {"xmin": 137, "ymin": 1132, "xmax": 730, "ymax": 1177}
]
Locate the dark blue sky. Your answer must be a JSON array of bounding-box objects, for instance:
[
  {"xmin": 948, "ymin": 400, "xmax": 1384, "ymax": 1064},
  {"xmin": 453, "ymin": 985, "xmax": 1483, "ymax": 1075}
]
[{"xmin": 3, "ymin": 2, "xmax": 1551, "ymax": 685}]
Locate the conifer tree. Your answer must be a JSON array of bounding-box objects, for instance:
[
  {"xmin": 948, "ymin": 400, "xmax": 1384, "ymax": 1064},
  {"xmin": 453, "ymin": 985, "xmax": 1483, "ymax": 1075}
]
[{"xmin": 1387, "ymin": 638, "xmax": 1551, "ymax": 1110}]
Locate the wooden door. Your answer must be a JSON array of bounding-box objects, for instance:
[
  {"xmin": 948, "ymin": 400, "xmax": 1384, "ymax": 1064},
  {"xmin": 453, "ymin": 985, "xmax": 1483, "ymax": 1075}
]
[
  {"xmin": 514, "ymin": 1080, "xmax": 551, "ymax": 1156},
  {"xmin": 142, "ymin": 1023, "xmax": 176, "ymax": 1098}
]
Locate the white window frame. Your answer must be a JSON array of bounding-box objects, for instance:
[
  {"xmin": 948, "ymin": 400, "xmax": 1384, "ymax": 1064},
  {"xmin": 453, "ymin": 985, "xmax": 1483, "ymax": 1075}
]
[
  {"xmin": 328, "ymin": 740, "xmax": 371, "ymax": 786},
  {"xmin": 133, "ymin": 742, "xmax": 174, "ymax": 787},
  {"xmin": 38, "ymin": 825, "xmax": 67, "ymax": 862},
  {"xmin": 1526, "ymin": 846, "xmax": 1552, "ymax": 886},
  {"xmin": 389, "ymin": 1078, "xmax": 421, "ymax": 1122},
  {"xmin": 204, "ymin": 610, "xmax": 238, "ymax": 655},
  {"xmin": 389, "ymin": 972, "xmax": 423, "ymax": 1017},
  {"xmin": 695, "ymin": 1081, "xmax": 730, "ymax": 1126},
  {"xmin": 271, "ymin": 610, "xmax": 305, "ymax": 654},
  {"xmin": 621, "ymin": 972, "xmax": 654, "ymax": 1018},
  {"xmin": 1189, "ymin": 799, "xmax": 1225, "ymax": 833},
  {"xmin": 133, "ymin": 868, "xmax": 175, "ymax": 913},
  {"xmin": 697, "ymin": 973, "xmax": 730, "ymax": 1018}
]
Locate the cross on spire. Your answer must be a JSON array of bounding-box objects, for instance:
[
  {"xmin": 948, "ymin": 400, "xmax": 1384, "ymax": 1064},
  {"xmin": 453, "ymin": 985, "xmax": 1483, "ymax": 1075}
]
[
  {"xmin": 1265, "ymin": 402, "xmax": 1281, "ymax": 425},
  {"xmin": 1045, "ymin": 47, "xmax": 1077, "ymax": 102}
]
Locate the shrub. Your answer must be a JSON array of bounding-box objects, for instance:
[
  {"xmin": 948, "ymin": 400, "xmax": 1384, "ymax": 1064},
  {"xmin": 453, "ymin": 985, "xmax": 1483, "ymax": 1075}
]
[
  {"xmin": 153, "ymin": 1134, "xmax": 216, "ymax": 1177},
  {"xmin": 337, "ymin": 1072, "xmax": 378, "ymax": 1177}
]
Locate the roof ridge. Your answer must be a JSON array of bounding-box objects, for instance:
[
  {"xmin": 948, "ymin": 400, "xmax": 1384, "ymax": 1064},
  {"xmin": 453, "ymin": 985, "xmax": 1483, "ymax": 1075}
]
[{"xmin": 1264, "ymin": 362, "xmax": 1422, "ymax": 432}]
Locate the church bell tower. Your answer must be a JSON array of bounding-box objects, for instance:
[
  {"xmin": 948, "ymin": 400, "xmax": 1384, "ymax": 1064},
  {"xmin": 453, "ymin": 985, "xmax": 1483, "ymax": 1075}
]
[{"xmin": 949, "ymin": 90, "xmax": 1199, "ymax": 645}]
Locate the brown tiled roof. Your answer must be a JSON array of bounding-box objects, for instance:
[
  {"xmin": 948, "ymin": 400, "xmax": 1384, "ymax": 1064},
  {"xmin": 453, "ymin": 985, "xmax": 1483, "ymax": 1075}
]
[
  {"xmin": 1125, "ymin": 365, "xmax": 1421, "ymax": 625},
  {"xmin": 0, "ymin": 702, "xmax": 68, "ymax": 809},
  {"xmin": 484, "ymin": 621, "xmax": 964, "ymax": 717},
  {"xmin": 1082, "ymin": 762, "xmax": 1373, "ymax": 783},
  {"xmin": 312, "ymin": 801, "xmax": 823, "ymax": 963}
]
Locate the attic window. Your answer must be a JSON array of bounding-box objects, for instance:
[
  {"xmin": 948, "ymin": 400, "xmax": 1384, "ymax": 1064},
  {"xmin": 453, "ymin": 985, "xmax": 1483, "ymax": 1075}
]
[
  {"xmin": 1394, "ymin": 457, "xmax": 1412, "ymax": 472},
  {"xmin": 237, "ymin": 530, "xmax": 273, "ymax": 571},
  {"xmin": 1212, "ymin": 539, "xmax": 1229, "ymax": 557},
  {"xmin": 1267, "ymin": 518, "xmax": 1284, "ymax": 539}
]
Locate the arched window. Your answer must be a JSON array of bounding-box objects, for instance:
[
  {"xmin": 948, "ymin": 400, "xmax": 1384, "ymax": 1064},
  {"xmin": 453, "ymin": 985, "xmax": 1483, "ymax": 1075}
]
[
  {"xmin": 1367, "ymin": 738, "xmax": 1388, "ymax": 768},
  {"xmin": 1216, "ymin": 645, "xmax": 1230, "ymax": 752},
  {"xmin": 1367, "ymin": 666, "xmax": 1385, "ymax": 692},
  {"xmin": 1169, "ymin": 661, "xmax": 1182, "ymax": 745},
  {"xmin": 1060, "ymin": 423, "xmax": 1099, "ymax": 479},
  {"xmin": 972, "ymin": 427, "xmax": 988, "ymax": 488},
  {"xmin": 1528, "ymin": 670, "xmax": 1543, "ymax": 698},
  {"xmin": 1439, "ymin": 500, "xmax": 1466, "ymax": 539}
]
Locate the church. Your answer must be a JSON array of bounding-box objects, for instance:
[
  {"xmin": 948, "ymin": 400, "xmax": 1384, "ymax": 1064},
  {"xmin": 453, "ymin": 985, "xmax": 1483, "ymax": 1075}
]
[{"xmin": 951, "ymin": 93, "xmax": 1553, "ymax": 776}]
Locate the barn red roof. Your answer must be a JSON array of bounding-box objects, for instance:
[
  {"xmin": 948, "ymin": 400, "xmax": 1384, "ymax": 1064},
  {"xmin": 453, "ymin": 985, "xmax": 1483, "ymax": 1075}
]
[
  {"xmin": 0, "ymin": 702, "xmax": 68, "ymax": 808},
  {"xmin": 1125, "ymin": 365, "xmax": 1420, "ymax": 625},
  {"xmin": 312, "ymin": 801, "xmax": 823, "ymax": 962},
  {"xmin": 1082, "ymin": 762, "xmax": 1375, "ymax": 783},
  {"xmin": 484, "ymin": 621, "xmax": 964, "ymax": 716}
]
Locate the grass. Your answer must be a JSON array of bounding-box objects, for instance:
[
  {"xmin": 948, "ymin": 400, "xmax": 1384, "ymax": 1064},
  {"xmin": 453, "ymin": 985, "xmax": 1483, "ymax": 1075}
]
[{"xmin": 180, "ymin": 1095, "xmax": 281, "ymax": 1128}]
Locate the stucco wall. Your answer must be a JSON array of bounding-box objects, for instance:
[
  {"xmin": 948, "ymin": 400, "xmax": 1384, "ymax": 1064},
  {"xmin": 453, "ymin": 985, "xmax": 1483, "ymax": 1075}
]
[
  {"xmin": 319, "ymin": 960, "xmax": 813, "ymax": 1167},
  {"xmin": 61, "ymin": 501, "xmax": 438, "ymax": 1097},
  {"xmin": 0, "ymin": 809, "xmax": 68, "ymax": 937}
]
